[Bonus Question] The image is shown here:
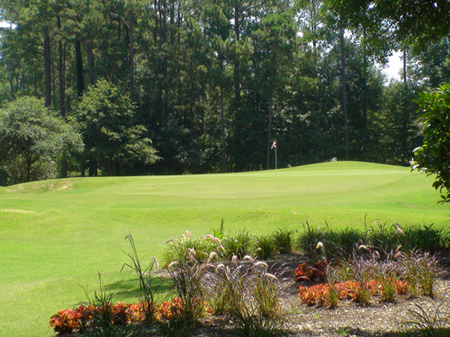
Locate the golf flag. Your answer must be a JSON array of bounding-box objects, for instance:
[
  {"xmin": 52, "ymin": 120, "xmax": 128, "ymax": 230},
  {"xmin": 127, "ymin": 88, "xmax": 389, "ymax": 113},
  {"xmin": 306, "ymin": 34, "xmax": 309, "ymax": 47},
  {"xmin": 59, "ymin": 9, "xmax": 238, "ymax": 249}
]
[{"xmin": 271, "ymin": 141, "xmax": 277, "ymax": 149}]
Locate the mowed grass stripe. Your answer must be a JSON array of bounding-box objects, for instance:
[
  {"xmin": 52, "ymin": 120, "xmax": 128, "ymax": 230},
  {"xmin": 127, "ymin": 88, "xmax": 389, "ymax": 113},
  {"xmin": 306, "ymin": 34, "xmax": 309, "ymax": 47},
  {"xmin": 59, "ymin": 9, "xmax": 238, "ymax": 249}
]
[{"xmin": 0, "ymin": 161, "xmax": 449, "ymax": 336}]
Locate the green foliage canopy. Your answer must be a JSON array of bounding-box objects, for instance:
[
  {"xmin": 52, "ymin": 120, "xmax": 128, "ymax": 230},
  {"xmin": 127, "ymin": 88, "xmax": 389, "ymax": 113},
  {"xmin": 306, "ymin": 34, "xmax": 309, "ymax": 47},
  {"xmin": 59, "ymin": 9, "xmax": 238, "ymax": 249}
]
[
  {"xmin": 412, "ymin": 84, "xmax": 450, "ymax": 202},
  {"xmin": 75, "ymin": 79, "xmax": 159, "ymax": 176},
  {"xmin": 0, "ymin": 96, "xmax": 82, "ymax": 184},
  {"xmin": 0, "ymin": 0, "xmax": 445, "ymax": 176}
]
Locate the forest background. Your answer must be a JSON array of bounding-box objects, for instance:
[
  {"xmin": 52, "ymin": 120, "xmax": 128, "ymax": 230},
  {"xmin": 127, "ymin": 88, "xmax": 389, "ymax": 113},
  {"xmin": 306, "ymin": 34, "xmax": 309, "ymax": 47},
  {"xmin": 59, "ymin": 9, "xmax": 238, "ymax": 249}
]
[{"xmin": 0, "ymin": 0, "xmax": 449, "ymax": 185}]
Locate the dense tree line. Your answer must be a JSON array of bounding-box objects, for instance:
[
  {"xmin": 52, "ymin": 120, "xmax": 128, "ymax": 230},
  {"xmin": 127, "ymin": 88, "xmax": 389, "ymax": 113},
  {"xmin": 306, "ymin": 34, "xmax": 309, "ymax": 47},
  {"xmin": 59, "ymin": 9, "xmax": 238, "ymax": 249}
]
[{"xmin": 0, "ymin": 0, "xmax": 448, "ymax": 185}]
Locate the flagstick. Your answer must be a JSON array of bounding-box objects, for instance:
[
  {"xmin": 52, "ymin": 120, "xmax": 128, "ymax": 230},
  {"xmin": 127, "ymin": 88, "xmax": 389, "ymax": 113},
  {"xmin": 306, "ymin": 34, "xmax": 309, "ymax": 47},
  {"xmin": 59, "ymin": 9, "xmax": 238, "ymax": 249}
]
[{"xmin": 275, "ymin": 146, "xmax": 277, "ymax": 170}]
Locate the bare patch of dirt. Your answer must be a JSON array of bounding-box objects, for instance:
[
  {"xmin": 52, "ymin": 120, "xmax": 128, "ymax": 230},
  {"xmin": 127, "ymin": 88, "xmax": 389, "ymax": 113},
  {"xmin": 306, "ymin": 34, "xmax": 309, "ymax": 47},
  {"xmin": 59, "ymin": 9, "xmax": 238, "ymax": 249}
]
[{"xmin": 0, "ymin": 208, "xmax": 36, "ymax": 214}]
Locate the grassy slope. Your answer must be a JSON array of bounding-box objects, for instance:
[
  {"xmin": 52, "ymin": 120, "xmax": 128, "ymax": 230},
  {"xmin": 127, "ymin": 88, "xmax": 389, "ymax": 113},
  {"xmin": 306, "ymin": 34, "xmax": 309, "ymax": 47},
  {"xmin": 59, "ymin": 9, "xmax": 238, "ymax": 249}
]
[{"xmin": 0, "ymin": 161, "xmax": 449, "ymax": 336}]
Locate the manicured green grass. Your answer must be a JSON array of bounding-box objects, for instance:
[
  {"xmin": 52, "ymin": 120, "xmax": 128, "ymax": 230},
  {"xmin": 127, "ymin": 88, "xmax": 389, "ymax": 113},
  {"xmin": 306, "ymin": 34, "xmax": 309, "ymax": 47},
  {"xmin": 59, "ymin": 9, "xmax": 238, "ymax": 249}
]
[{"xmin": 1, "ymin": 161, "xmax": 449, "ymax": 336}]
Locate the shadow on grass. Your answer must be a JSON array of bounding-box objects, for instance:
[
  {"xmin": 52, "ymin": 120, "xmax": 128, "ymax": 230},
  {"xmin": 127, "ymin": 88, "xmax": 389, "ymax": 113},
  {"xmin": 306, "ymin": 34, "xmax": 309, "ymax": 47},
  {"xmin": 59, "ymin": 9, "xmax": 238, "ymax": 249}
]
[{"xmin": 104, "ymin": 276, "xmax": 172, "ymax": 302}]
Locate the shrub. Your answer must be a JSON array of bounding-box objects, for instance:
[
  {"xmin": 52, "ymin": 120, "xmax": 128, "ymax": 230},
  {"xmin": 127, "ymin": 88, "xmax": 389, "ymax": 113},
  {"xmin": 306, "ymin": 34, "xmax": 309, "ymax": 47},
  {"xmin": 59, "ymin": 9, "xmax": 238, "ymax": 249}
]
[
  {"xmin": 297, "ymin": 223, "xmax": 361, "ymax": 263},
  {"xmin": 334, "ymin": 227, "xmax": 364, "ymax": 257},
  {"xmin": 272, "ymin": 227, "xmax": 294, "ymax": 254},
  {"xmin": 49, "ymin": 302, "xmax": 147, "ymax": 335},
  {"xmin": 298, "ymin": 279, "xmax": 409, "ymax": 308},
  {"xmin": 401, "ymin": 224, "xmax": 446, "ymax": 253},
  {"xmin": 294, "ymin": 260, "xmax": 327, "ymax": 283},
  {"xmin": 156, "ymin": 297, "xmax": 184, "ymax": 323},
  {"xmin": 222, "ymin": 230, "xmax": 254, "ymax": 259},
  {"xmin": 254, "ymin": 234, "xmax": 276, "ymax": 260},
  {"xmin": 297, "ymin": 222, "xmax": 326, "ymax": 263},
  {"xmin": 297, "ymin": 222, "xmax": 449, "ymax": 263},
  {"xmin": 163, "ymin": 230, "xmax": 222, "ymax": 266}
]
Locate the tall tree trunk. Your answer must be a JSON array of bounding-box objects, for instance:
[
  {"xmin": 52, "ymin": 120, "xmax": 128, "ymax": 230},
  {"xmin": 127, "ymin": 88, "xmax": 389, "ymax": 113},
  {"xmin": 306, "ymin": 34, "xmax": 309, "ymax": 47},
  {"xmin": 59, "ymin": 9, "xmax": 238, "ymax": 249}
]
[
  {"xmin": 44, "ymin": 26, "xmax": 52, "ymax": 108},
  {"xmin": 403, "ymin": 49, "xmax": 407, "ymax": 85},
  {"xmin": 266, "ymin": 59, "xmax": 275, "ymax": 170},
  {"xmin": 87, "ymin": 39, "xmax": 94, "ymax": 85},
  {"xmin": 26, "ymin": 157, "xmax": 32, "ymax": 182},
  {"xmin": 266, "ymin": 98, "xmax": 274, "ymax": 170},
  {"xmin": 80, "ymin": 162, "xmax": 86, "ymax": 177},
  {"xmin": 233, "ymin": 5, "xmax": 243, "ymax": 171},
  {"xmin": 58, "ymin": 17, "xmax": 68, "ymax": 178},
  {"xmin": 9, "ymin": 76, "xmax": 15, "ymax": 100},
  {"xmin": 233, "ymin": 6, "xmax": 241, "ymax": 103},
  {"xmin": 311, "ymin": 0, "xmax": 317, "ymax": 49},
  {"xmin": 113, "ymin": 159, "xmax": 119, "ymax": 176},
  {"xmin": 340, "ymin": 30, "xmax": 348, "ymax": 161},
  {"xmin": 52, "ymin": 55, "xmax": 56, "ymax": 106},
  {"xmin": 153, "ymin": 0, "xmax": 158, "ymax": 43},
  {"xmin": 362, "ymin": 29, "xmax": 368, "ymax": 129},
  {"xmin": 220, "ymin": 85, "xmax": 227, "ymax": 173},
  {"xmin": 34, "ymin": 71, "xmax": 38, "ymax": 95},
  {"xmin": 129, "ymin": 12, "xmax": 135, "ymax": 102},
  {"xmin": 402, "ymin": 48, "xmax": 408, "ymax": 163},
  {"xmin": 75, "ymin": 38, "xmax": 84, "ymax": 99},
  {"xmin": 58, "ymin": 38, "xmax": 65, "ymax": 116}
]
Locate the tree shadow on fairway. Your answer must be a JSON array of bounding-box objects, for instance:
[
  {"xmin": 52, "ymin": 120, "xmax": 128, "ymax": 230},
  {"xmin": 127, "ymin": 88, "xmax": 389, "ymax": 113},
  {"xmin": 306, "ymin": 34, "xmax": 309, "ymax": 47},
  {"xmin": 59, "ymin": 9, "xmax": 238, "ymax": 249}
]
[{"xmin": 103, "ymin": 276, "xmax": 172, "ymax": 302}]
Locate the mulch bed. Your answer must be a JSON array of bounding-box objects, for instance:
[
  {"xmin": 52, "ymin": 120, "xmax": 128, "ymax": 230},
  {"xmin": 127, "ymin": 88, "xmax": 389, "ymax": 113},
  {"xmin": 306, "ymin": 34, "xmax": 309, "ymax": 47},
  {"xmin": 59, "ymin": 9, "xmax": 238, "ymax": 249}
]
[{"xmin": 190, "ymin": 252, "xmax": 450, "ymax": 336}]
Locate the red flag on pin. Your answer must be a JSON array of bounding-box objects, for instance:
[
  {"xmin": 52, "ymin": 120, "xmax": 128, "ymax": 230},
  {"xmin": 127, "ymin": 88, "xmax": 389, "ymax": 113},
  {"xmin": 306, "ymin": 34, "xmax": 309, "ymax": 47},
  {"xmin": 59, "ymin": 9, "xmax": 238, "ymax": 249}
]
[{"xmin": 271, "ymin": 141, "xmax": 277, "ymax": 149}]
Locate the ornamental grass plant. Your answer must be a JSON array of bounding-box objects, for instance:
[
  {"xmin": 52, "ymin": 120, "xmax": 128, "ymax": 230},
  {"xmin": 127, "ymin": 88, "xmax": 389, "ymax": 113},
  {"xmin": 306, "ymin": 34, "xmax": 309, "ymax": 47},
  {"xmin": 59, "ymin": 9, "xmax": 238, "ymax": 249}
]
[
  {"xmin": 399, "ymin": 250, "xmax": 441, "ymax": 298},
  {"xmin": 401, "ymin": 300, "xmax": 450, "ymax": 337},
  {"xmin": 49, "ymin": 223, "xmax": 449, "ymax": 336},
  {"xmin": 222, "ymin": 230, "xmax": 254, "ymax": 259},
  {"xmin": 202, "ymin": 258, "xmax": 282, "ymax": 336},
  {"xmin": 163, "ymin": 231, "xmax": 223, "ymax": 267},
  {"xmin": 254, "ymin": 234, "xmax": 277, "ymax": 260},
  {"xmin": 121, "ymin": 235, "xmax": 162, "ymax": 323},
  {"xmin": 272, "ymin": 227, "xmax": 294, "ymax": 254}
]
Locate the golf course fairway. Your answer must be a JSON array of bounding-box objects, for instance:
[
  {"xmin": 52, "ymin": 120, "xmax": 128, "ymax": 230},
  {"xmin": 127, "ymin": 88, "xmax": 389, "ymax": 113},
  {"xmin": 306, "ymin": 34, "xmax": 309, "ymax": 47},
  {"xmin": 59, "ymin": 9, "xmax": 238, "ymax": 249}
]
[{"xmin": 1, "ymin": 161, "xmax": 449, "ymax": 336}]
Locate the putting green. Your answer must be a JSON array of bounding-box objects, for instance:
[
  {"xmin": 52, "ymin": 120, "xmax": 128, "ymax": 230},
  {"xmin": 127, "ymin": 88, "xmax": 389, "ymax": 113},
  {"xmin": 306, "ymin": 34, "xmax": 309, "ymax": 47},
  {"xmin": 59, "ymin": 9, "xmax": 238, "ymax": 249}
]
[{"xmin": 0, "ymin": 161, "xmax": 448, "ymax": 336}]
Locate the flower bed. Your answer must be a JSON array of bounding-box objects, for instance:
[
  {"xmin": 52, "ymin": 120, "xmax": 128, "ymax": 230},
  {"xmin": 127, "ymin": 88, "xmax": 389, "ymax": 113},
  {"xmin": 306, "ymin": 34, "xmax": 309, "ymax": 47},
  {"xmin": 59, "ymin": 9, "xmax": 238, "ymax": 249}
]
[{"xmin": 49, "ymin": 298, "xmax": 184, "ymax": 335}]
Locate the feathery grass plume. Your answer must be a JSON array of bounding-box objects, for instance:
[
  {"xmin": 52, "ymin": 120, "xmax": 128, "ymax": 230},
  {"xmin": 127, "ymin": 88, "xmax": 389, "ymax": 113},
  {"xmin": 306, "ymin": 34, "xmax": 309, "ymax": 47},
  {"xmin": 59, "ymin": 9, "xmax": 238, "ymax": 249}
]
[
  {"xmin": 243, "ymin": 255, "xmax": 255, "ymax": 263},
  {"xmin": 297, "ymin": 222, "xmax": 325, "ymax": 263},
  {"xmin": 228, "ymin": 261, "xmax": 281, "ymax": 335},
  {"xmin": 208, "ymin": 251, "xmax": 219, "ymax": 263},
  {"xmin": 163, "ymin": 230, "xmax": 223, "ymax": 267},
  {"xmin": 203, "ymin": 261, "xmax": 246, "ymax": 315},
  {"xmin": 298, "ymin": 222, "xmax": 353, "ymax": 263},
  {"xmin": 202, "ymin": 258, "xmax": 283, "ymax": 332},
  {"xmin": 167, "ymin": 258, "xmax": 206, "ymax": 324}
]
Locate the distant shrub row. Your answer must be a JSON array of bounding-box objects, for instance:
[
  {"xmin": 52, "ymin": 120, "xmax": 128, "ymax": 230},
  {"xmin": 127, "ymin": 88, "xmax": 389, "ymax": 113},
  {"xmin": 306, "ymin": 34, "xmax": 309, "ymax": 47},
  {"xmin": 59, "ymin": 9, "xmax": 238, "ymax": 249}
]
[{"xmin": 162, "ymin": 222, "xmax": 450, "ymax": 266}]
